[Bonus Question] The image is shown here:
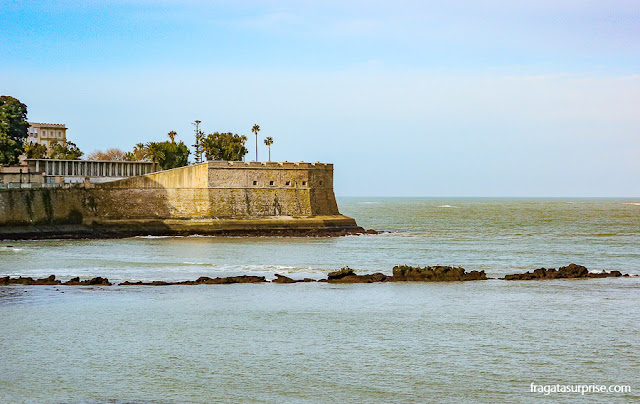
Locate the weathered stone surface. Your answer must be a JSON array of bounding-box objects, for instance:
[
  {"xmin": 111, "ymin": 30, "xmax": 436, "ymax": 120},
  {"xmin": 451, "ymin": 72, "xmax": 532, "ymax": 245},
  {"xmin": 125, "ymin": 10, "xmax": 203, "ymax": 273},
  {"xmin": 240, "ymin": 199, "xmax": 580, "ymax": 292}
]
[
  {"xmin": 328, "ymin": 273, "xmax": 389, "ymax": 283},
  {"xmin": 194, "ymin": 275, "xmax": 266, "ymax": 284},
  {"xmin": 391, "ymin": 265, "xmax": 487, "ymax": 282},
  {"xmin": 325, "ymin": 267, "xmax": 389, "ymax": 283},
  {"xmin": 503, "ymin": 264, "xmax": 626, "ymax": 280},
  {"xmin": 63, "ymin": 277, "xmax": 111, "ymax": 286},
  {"xmin": 0, "ymin": 275, "xmax": 61, "ymax": 285},
  {"xmin": 272, "ymin": 274, "xmax": 296, "ymax": 284},
  {"xmin": 0, "ymin": 162, "xmax": 362, "ymax": 239},
  {"xmin": 327, "ymin": 267, "xmax": 356, "ymax": 280}
]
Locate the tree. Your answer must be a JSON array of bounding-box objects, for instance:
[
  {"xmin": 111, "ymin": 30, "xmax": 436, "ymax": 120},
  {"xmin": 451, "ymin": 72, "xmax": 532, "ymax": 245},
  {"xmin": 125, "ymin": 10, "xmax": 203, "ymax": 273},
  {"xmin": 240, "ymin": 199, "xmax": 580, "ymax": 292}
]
[
  {"xmin": 24, "ymin": 142, "xmax": 49, "ymax": 159},
  {"xmin": 192, "ymin": 130, "xmax": 205, "ymax": 164},
  {"xmin": 128, "ymin": 140, "xmax": 189, "ymax": 170},
  {"xmin": 251, "ymin": 124, "xmax": 260, "ymax": 161},
  {"xmin": 87, "ymin": 148, "xmax": 128, "ymax": 161},
  {"xmin": 124, "ymin": 143, "xmax": 149, "ymax": 161},
  {"xmin": 264, "ymin": 136, "xmax": 274, "ymax": 162},
  {"xmin": 201, "ymin": 132, "xmax": 248, "ymax": 161},
  {"xmin": 49, "ymin": 141, "xmax": 83, "ymax": 160},
  {"xmin": 155, "ymin": 140, "xmax": 190, "ymax": 169},
  {"xmin": 167, "ymin": 131, "xmax": 177, "ymax": 143},
  {"xmin": 0, "ymin": 134, "xmax": 23, "ymax": 165},
  {"xmin": 0, "ymin": 95, "xmax": 29, "ymax": 165}
]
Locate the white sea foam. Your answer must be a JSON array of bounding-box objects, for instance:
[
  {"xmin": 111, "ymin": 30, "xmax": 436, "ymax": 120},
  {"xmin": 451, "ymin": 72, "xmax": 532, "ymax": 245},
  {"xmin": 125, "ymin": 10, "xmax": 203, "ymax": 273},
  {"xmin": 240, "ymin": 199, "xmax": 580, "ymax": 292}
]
[
  {"xmin": 135, "ymin": 235, "xmax": 175, "ymax": 239},
  {"xmin": 623, "ymin": 203, "xmax": 640, "ymax": 206},
  {"xmin": 437, "ymin": 205, "xmax": 456, "ymax": 208}
]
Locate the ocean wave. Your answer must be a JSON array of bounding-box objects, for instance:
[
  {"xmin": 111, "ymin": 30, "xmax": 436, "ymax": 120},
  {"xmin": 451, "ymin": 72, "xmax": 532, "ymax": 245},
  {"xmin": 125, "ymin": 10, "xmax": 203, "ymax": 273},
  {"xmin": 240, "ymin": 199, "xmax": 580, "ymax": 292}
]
[
  {"xmin": 135, "ymin": 235, "xmax": 182, "ymax": 239},
  {"xmin": 623, "ymin": 203, "xmax": 640, "ymax": 206},
  {"xmin": 437, "ymin": 205, "xmax": 457, "ymax": 208}
]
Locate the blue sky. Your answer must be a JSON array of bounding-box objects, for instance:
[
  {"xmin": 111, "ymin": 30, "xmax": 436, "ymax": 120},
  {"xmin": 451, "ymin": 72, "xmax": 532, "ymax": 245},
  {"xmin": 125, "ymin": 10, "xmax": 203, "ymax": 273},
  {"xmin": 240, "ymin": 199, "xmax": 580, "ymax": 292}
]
[{"xmin": 1, "ymin": 0, "xmax": 639, "ymax": 196}]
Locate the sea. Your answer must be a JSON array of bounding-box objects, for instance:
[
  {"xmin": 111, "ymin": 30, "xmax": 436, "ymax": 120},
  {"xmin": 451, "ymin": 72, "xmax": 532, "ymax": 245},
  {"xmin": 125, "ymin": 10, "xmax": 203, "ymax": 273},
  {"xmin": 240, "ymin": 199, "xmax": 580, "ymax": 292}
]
[{"xmin": 1, "ymin": 198, "xmax": 639, "ymax": 403}]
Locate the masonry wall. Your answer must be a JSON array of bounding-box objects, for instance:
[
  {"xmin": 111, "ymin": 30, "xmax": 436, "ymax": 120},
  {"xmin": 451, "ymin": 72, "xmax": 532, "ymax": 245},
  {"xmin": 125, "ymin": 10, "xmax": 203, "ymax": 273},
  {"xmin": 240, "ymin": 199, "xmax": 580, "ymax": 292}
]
[{"xmin": 0, "ymin": 162, "xmax": 344, "ymax": 228}]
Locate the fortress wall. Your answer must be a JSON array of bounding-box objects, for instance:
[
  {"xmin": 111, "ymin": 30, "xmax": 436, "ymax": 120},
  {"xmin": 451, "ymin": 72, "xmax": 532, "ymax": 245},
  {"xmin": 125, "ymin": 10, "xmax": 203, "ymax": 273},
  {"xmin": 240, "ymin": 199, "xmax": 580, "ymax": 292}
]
[
  {"xmin": 98, "ymin": 163, "xmax": 209, "ymax": 189},
  {"xmin": 0, "ymin": 188, "xmax": 96, "ymax": 226},
  {"xmin": 0, "ymin": 162, "xmax": 350, "ymax": 234}
]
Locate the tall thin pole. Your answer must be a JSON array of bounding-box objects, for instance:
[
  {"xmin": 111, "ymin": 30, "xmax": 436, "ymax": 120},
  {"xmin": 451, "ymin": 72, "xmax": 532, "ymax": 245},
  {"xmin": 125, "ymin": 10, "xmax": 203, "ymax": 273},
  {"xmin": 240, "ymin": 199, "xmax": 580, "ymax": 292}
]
[
  {"xmin": 193, "ymin": 120, "xmax": 201, "ymax": 164},
  {"xmin": 255, "ymin": 132, "xmax": 258, "ymax": 162}
]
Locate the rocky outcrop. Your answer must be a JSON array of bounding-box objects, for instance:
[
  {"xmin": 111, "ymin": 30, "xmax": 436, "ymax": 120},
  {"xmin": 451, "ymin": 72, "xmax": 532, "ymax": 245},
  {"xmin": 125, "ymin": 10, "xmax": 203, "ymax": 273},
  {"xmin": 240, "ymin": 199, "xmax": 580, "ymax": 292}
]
[
  {"xmin": 63, "ymin": 277, "xmax": 112, "ymax": 286},
  {"xmin": 326, "ymin": 267, "xmax": 389, "ymax": 283},
  {"xmin": 0, "ymin": 275, "xmax": 61, "ymax": 285},
  {"xmin": 503, "ymin": 263, "xmax": 626, "ymax": 280},
  {"xmin": 391, "ymin": 265, "xmax": 487, "ymax": 282},
  {"xmin": 272, "ymin": 274, "xmax": 296, "ymax": 284},
  {"xmin": 120, "ymin": 275, "xmax": 266, "ymax": 286}
]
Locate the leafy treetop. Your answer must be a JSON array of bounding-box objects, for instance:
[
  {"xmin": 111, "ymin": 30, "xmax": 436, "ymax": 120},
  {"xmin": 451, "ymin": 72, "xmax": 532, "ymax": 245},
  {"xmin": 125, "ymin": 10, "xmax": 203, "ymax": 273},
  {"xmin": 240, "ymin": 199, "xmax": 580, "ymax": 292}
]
[{"xmin": 201, "ymin": 132, "xmax": 248, "ymax": 161}]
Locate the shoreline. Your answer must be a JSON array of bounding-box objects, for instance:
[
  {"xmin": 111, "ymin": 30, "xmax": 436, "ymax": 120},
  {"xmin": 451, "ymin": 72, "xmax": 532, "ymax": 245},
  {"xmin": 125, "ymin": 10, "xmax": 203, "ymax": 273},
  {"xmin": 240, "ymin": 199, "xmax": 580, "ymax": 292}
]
[{"xmin": 0, "ymin": 222, "xmax": 374, "ymax": 241}]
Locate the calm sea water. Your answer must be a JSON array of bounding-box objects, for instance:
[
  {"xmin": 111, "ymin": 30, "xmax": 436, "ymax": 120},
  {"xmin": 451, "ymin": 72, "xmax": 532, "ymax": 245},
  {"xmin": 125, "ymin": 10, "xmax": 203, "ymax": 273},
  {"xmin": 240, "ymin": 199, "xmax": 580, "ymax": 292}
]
[{"xmin": 1, "ymin": 198, "xmax": 639, "ymax": 402}]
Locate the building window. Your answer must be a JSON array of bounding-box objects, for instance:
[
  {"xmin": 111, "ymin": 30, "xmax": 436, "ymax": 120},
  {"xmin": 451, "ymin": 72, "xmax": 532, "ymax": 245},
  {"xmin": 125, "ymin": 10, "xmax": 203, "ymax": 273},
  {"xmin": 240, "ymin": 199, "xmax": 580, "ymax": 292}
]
[
  {"xmin": 269, "ymin": 181, "xmax": 274, "ymax": 186},
  {"xmin": 253, "ymin": 181, "xmax": 257, "ymax": 185},
  {"xmin": 285, "ymin": 181, "xmax": 290, "ymax": 186},
  {"xmin": 319, "ymin": 181, "xmax": 323, "ymax": 186},
  {"xmin": 302, "ymin": 181, "xmax": 307, "ymax": 186}
]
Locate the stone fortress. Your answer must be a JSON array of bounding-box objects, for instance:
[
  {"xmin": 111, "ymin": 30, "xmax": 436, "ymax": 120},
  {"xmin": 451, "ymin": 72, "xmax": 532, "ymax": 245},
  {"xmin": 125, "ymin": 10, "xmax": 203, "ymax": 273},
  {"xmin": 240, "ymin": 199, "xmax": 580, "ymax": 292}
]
[{"xmin": 0, "ymin": 161, "xmax": 362, "ymax": 239}]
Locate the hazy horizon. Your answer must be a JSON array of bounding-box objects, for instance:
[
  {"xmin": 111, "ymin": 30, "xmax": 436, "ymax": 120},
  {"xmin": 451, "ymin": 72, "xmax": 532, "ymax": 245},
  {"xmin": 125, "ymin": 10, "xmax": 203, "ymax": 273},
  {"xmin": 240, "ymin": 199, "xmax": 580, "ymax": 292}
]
[{"xmin": 2, "ymin": 1, "xmax": 638, "ymax": 197}]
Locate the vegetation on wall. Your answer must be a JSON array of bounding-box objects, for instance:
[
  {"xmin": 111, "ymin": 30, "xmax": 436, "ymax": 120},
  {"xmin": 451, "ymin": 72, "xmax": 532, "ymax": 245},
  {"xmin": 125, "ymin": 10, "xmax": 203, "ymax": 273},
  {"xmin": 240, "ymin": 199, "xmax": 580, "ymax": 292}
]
[
  {"xmin": 0, "ymin": 95, "xmax": 29, "ymax": 165},
  {"xmin": 201, "ymin": 132, "xmax": 248, "ymax": 161}
]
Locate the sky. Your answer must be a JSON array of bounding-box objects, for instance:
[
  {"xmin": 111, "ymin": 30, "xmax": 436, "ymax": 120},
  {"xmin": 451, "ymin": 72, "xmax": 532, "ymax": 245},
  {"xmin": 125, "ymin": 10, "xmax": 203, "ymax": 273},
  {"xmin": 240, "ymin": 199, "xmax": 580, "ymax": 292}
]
[{"xmin": 1, "ymin": 0, "xmax": 639, "ymax": 197}]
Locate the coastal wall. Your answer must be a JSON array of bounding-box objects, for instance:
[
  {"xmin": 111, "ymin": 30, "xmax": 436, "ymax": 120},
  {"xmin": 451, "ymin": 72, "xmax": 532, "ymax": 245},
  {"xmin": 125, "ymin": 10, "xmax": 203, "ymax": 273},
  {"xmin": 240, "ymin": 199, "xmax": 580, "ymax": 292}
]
[{"xmin": 0, "ymin": 162, "xmax": 359, "ymax": 238}]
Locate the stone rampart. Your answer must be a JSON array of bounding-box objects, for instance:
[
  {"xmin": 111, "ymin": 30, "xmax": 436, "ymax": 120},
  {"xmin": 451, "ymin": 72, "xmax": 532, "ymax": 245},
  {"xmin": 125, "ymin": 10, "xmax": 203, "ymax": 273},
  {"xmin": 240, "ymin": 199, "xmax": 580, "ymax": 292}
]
[{"xmin": 0, "ymin": 162, "xmax": 359, "ymax": 238}]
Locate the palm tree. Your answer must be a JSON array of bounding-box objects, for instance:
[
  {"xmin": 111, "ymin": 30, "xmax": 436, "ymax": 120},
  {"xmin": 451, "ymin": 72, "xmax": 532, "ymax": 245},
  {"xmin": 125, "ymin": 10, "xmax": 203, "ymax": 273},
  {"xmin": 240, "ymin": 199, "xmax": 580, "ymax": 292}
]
[
  {"xmin": 264, "ymin": 137, "xmax": 274, "ymax": 162},
  {"xmin": 167, "ymin": 131, "xmax": 177, "ymax": 143},
  {"xmin": 251, "ymin": 124, "xmax": 260, "ymax": 161}
]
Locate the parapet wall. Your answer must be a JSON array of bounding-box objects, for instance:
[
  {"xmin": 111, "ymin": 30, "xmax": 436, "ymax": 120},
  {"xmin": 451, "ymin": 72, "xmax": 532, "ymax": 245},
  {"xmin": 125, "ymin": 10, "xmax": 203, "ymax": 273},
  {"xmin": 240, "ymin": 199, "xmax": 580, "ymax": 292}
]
[{"xmin": 0, "ymin": 162, "xmax": 358, "ymax": 238}]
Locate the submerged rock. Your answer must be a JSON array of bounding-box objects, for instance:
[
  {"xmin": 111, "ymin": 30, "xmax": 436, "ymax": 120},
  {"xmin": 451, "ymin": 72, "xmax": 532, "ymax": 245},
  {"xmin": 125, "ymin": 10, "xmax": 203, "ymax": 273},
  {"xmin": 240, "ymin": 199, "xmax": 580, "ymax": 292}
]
[
  {"xmin": 504, "ymin": 264, "xmax": 626, "ymax": 280},
  {"xmin": 391, "ymin": 265, "xmax": 487, "ymax": 282}
]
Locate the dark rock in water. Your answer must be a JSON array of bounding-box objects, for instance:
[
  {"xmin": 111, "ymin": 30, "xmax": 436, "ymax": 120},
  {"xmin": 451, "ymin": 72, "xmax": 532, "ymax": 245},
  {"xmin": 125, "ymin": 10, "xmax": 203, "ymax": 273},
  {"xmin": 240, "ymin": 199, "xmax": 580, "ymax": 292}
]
[
  {"xmin": 272, "ymin": 274, "xmax": 296, "ymax": 284},
  {"xmin": 325, "ymin": 266, "xmax": 389, "ymax": 283},
  {"xmin": 34, "ymin": 275, "xmax": 61, "ymax": 285},
  {"xmin": 63, "ymin": 277, "xmax": 111, "ymax": 286},
  {"xmin": 391, "ymin": 265, "xmax": 487, "ymax": 282},
  {"xmin": 120, "ymin": 280, "xmax": 171, "ymax": 286},
  {"xmin": 329, "ymin": 272, "xmax": 389, "ymax": 283},
  {"xmin": 0, "ymin": 275, "xmax": 61, "ymax": 285},
  {"xmin": 364, "ymin": 229, "xmax": 379, "ymax": 235},
  {"xmin": 299, "ymin": 278, "xmax": 317, "ymax": 282},
  {"xmin": 327, "ymin": 267, "xmax": 356, "ymax": 280},
  {"xmin": 503, "ymin": 264, "xmax": 626, "ymax": 280},
  {"xmin": 194, "ymin": 275, "xmax": 266, "ymax": 284}
]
